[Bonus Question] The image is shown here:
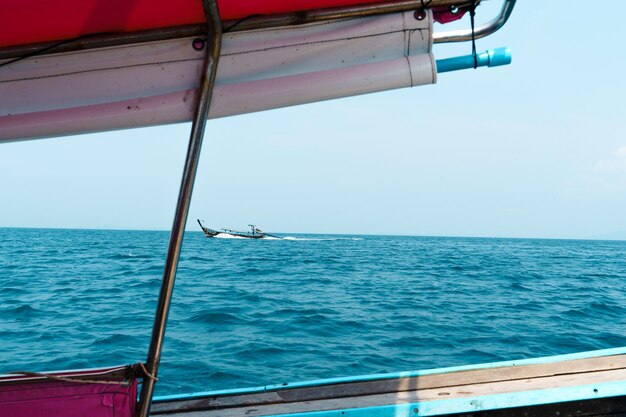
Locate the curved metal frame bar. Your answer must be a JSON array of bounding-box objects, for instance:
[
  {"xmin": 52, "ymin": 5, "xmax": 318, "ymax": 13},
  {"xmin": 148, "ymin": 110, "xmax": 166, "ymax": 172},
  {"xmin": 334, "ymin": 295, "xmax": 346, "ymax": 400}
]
[
  {"xmin": 433, "ymin": 0, "xmax": 517, "ymax": 44},
  {"xmin": 135, "ymin": 1, "xmax": 222, "ymax": 416}
]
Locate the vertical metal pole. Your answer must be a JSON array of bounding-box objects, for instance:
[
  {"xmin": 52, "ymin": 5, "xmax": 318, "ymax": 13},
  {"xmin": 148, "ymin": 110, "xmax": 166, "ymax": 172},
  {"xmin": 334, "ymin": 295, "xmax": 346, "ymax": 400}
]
[{"xmin": 137, "ymin": 1, "xmax": 222, "ymax": 416}]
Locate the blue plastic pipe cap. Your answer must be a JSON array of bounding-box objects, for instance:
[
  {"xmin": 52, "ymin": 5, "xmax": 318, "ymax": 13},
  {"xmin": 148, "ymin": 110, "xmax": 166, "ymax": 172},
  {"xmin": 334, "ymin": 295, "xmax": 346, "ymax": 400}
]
[
  {"xmin": 436, "ymin": 47, "xmax": 512, "ymax": 73},
  {"xmin": 487, "ymin": 47, "xmax": 512, "ymax": 67}
]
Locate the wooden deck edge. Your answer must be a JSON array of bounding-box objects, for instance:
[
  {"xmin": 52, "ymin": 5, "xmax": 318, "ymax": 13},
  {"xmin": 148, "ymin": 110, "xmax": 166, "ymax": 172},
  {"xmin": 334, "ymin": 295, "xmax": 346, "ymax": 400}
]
[
  {"xmin": 152, "ymin": 355, "xmax": 626, "ymax": 417},
  {"xmin": 154, "ymin": 348, "xmax": 626, "ymax": 404},
  {"xmin": 186, "ymin": 381, "xmax": 626, "ymax": 417},
  {"xmin": 152, "ymin": 354, "xmax": 626, "ymax": 413}
]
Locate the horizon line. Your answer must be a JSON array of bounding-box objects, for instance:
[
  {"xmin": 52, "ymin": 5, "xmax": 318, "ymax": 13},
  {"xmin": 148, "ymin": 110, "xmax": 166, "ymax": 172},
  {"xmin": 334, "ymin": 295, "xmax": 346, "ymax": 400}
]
[{"xmin": 1, "ymin": 225, "xmax": 625, "ymax": 243}]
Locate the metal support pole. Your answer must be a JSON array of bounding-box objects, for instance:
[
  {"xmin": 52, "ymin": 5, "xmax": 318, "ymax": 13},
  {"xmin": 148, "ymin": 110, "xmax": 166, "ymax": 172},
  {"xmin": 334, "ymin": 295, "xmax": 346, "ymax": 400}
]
[{"xmin": 136, "ymin": 1, "xmax": 222, "ymax": 416}]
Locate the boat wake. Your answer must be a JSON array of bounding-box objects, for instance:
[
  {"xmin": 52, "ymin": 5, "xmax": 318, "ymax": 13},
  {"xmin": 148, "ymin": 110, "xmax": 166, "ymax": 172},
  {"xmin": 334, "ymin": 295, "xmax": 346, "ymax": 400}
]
[
  {"xmin": 214, "ymin": 233, "xmax": 248, "ymax": 239},
  {"xmin": 281, "ymin": 237, "xmax": 364, "ymax": 241}
]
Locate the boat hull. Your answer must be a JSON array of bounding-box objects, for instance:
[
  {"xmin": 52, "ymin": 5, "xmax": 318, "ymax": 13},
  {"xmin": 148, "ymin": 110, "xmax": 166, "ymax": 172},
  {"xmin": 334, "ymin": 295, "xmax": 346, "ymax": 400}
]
[
  {"xmin": 197, "ymin": 220, "xmax": 267, "ymax": 239},
  {"xmin": 151, "ymin": 348, "xmax": 626, "ymax": 417},
  {"xmin": 204, "ymin": 230, "xmax": 266, "ymax": 239}
]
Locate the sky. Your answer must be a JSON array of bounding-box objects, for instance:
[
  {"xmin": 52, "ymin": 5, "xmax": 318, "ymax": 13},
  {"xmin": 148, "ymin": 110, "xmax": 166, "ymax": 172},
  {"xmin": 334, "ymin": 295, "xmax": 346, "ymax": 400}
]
[{"xmin": 1, "ymin": 1, "xmax": 625, "ymax": 239}]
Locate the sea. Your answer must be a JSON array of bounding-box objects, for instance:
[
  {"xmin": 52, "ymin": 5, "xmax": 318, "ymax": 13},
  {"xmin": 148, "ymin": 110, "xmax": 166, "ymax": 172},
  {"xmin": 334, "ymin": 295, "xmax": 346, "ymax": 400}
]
[{"xmin": 1, "ymin": 227, "xmax": 626, "ymax": 397}]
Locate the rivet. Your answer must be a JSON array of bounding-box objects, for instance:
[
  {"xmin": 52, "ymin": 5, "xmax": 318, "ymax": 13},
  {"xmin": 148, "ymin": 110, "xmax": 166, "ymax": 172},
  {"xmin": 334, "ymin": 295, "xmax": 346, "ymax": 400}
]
[
  {"xmin": 414, "ymin": 10, "xmax": 426, "ymax": 21},
  {"xmin": 192, "ymin": 38, "xmax": 206, "ymax": 51}
]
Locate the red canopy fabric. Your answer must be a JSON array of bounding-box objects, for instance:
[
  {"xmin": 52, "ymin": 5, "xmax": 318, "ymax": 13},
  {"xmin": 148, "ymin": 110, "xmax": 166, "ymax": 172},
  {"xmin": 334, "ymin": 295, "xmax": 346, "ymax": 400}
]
[{"xmin": 0, "ymin": 0, "xmax": 394, "ymax": 49}]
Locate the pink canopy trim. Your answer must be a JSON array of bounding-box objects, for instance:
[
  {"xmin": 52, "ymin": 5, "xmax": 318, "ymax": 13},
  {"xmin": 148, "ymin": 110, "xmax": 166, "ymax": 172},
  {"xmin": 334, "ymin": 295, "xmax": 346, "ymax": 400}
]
[
  {"xmin": 432, "ymin": 5, "xmax": 468, "ymax": 24},
  {"xmin": 0, "ymin": 367, "xmax": 137, "ymax": 417}
]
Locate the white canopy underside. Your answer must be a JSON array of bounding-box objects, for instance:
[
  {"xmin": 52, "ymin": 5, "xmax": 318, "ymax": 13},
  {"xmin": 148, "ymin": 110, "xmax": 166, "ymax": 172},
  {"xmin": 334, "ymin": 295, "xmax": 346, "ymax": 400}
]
[{"xmin": 0, "ymin": 11, "xmax": 435, "ymax": 142}]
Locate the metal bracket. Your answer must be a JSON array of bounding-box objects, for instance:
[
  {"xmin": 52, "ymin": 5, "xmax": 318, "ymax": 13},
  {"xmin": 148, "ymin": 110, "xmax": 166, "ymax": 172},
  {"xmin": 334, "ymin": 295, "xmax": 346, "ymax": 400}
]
[
  {"xmin": 433, "ymin": 0, "xmax": 517, "ymax": 44},
  {"xmin": 135, "ymin": 1, "xmax": 222, "ymax": 416}
]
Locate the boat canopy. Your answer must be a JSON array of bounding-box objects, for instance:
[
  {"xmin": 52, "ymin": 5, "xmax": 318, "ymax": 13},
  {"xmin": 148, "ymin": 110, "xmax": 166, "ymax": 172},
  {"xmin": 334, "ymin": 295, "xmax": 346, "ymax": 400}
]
[
  {"xmin": 0, "ymin": 0, "xmax": 500, "ymax": 143},
  {"xmin": 0, "ymin": 9, "xmax": 435, "ymax": 142}
]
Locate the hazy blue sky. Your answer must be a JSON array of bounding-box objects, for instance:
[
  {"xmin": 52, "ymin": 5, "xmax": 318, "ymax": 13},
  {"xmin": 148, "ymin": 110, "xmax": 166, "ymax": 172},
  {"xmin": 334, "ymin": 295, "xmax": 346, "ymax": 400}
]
[{"xmin": 1, "ymin": 1, "xmax": 625, "ymax": 238}]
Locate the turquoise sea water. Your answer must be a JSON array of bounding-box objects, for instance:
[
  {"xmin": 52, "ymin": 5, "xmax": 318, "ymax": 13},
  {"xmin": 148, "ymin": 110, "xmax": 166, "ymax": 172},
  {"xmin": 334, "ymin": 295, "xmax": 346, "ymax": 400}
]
[{"xmin": 1, "ymin": 228, "xmax": 626, "ymax": 396}]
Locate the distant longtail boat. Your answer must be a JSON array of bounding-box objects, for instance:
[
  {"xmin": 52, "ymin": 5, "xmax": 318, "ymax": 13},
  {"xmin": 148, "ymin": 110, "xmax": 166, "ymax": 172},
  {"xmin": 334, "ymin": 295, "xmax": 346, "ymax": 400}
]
[{"xmin": 197, "ymin": 219, "xmax": 280, "ymax": 239}]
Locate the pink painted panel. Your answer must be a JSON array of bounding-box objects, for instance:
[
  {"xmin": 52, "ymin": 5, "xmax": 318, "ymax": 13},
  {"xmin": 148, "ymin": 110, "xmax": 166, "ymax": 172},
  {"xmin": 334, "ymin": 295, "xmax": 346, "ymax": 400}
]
[{"xmin": 0, "ymin": 379, "xmax": 137, "ymax": 417}]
